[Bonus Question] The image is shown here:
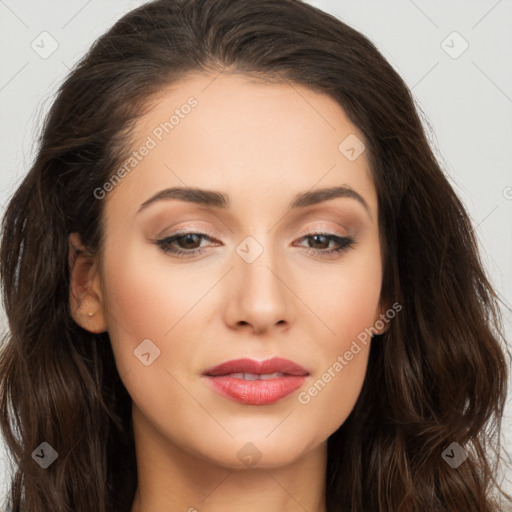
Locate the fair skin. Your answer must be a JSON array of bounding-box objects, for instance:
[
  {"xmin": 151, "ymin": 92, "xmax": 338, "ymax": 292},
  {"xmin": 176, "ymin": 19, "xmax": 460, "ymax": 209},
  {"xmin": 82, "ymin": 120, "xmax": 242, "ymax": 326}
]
[{"xmin": 69, "ymin": 72, "xmax": 387, "ymax": 512}]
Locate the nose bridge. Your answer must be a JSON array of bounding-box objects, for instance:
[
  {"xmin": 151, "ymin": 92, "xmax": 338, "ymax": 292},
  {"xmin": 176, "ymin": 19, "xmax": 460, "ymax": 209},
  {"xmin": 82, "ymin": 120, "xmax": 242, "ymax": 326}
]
[
  {"xmin": 226, "ymin": 231, "xmax": 292, "ymax": 331},
  {"xmin": 235, "ymin": 232, "xmax": 285, "ymax": 296}
]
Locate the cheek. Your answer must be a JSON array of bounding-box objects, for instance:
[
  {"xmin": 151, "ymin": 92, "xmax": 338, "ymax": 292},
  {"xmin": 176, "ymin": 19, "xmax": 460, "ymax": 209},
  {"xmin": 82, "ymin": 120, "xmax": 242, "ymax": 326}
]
[
  {"xmin": 297, "ymin": 342, "xmax": 370, "ymax": 447},
  {"xmin": 99, "ymin": 245, "xmax": 184, "ymax": 375},
  {"xmin": 295, "ymin": 248, "xmax": 381, "ymax": 434},
  {"xmin": 297, "ymin": 270, "xmax": 379, "ymax": 439},
  {"xmin": 100, "ymin": 241, "xmax": 208, "ymax": 346},
  {"xmin": 305, "ymin": 246, "xmax": 383, "ymax": 344},
  {"xmin": 99, "ymin": 250, "xmax": 201, "ymax": 427}
]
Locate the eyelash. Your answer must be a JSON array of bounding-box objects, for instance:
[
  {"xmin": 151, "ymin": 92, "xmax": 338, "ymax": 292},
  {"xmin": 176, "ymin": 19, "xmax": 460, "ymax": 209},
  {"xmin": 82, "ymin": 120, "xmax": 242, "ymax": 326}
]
[{"xmin": 154, "ymin": 229, "xmax": 355, "ymax": 258}]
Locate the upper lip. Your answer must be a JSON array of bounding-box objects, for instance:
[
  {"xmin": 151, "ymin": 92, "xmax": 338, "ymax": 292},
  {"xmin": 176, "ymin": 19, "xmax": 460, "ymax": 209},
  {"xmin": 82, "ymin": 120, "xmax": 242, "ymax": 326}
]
[{"xmin": 203, "ymin": 357, "xmax": 309, "ymax": 376}]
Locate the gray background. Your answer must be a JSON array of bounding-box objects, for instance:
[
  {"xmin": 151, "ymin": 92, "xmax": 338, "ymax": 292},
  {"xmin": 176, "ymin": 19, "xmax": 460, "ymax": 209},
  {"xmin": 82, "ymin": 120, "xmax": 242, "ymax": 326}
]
[{"xmin": 0, "ymin": 0, "xmax": 511, "ymax": 507}]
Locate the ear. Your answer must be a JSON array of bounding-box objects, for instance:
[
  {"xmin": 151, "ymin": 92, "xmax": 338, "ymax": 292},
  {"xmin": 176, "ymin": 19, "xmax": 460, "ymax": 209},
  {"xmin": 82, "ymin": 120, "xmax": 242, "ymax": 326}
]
[
  {"xmin": 68, "ymin": 232, "xmax": 108, "ymax": 333},
  {"xmin": 372, "ymin": 297, "xmax": 392, "ymax": 336}
]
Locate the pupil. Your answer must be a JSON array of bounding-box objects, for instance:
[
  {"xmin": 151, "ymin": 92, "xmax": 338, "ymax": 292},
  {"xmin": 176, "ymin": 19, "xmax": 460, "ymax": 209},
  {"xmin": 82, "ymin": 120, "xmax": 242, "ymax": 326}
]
[
  {"xmin": 311, "ymin": 234, "xmax": 326, "ymax": 248},
  {"xmin": 182, "ymin": 234, "xmax": 199, "ymax": 248}
]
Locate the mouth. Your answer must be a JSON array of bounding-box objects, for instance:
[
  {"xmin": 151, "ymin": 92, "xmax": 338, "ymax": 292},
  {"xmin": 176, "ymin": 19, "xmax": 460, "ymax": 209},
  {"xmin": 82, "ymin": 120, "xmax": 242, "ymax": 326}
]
[{"xmin": 202, "ymin": 357, "xmax": 309, "ymax": 405}]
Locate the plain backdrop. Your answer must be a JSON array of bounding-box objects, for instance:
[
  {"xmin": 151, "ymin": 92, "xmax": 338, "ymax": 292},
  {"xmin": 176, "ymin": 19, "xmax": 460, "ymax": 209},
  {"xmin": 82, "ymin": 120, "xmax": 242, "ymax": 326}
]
[{"xmin": 0, "ymin": 0, "xmax": 511, "ymax": 507}]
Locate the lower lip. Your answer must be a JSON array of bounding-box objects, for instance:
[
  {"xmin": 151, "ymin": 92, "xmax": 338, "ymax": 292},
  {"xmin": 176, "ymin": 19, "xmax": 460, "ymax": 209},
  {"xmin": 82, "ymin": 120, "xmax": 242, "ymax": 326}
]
[{"xmin": 204, "ymin": 375, "xmax": 307, "ymax": 405}]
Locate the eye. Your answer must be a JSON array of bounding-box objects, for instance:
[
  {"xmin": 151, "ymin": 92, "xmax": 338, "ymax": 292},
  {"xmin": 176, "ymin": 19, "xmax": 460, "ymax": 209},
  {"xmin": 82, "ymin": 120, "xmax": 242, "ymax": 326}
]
[
  {"xmin": 154, "ymin": 230, "xmax": 355, "ymax": 258},
  {"xmin": 294, "ymin": 232, "xmax": 355, "ymax": 257},
  {"xmin": 155, "ymin": 231, "xmax": 219, "ymax": 258}
]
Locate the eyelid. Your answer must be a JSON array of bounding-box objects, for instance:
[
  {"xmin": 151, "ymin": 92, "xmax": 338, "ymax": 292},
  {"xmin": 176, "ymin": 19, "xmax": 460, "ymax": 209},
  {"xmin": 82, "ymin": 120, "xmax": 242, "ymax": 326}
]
[
  {"xmin": 298, "ymin": 223, "xmax": 349, "ymax": 238},
  {"xmin": 158, "ymin": 225, "xmax": 220, "ymax": 240}
]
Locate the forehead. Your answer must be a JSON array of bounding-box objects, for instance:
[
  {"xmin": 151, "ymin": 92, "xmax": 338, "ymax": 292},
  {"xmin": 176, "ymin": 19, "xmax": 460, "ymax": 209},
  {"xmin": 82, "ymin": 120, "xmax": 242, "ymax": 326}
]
[
  {"xmin": 134, "ymin": 71, "xmax": 364, "ymax": 152},
  {"xmin": 104, "ymin": 72, "xmax": 376, "ymax": 218}
]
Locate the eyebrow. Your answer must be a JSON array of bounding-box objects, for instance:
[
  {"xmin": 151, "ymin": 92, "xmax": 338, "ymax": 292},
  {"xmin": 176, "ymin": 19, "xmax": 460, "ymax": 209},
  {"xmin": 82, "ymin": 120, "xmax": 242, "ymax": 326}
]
[{"xmin": 137, "ymin": 185, "xmax": 371, "ymax": 216}]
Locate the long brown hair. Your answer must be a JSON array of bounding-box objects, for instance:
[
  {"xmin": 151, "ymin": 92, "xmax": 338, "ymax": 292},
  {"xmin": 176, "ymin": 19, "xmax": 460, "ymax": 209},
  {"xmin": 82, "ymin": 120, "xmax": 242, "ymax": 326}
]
[{"xmin": 1, "ymin": 0, "xmax": 510, "ymax": 510}]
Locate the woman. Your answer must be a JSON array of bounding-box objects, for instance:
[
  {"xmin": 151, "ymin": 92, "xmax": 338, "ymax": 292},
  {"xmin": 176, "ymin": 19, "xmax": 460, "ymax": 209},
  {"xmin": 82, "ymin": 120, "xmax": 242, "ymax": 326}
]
[{"xmin": 0, "ymin": 0, "xmax": 510, "ymax": 510}]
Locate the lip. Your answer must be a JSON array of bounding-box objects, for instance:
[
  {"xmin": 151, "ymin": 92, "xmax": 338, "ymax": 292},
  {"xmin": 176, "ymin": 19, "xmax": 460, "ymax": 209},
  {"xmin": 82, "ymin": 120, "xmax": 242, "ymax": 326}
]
[
  {"xmin": 204, "ymin": 357, "xmax": 309, "ymax": 377},
  {"xmin": 203, "ymin": 357, "xmax": 309, "ymax": 405}
]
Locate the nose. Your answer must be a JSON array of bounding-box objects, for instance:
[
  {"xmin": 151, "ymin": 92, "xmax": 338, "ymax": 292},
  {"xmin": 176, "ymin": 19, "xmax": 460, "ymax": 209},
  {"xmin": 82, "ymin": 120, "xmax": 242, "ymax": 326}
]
[{"xmin": 222, "ymin": 241, "xmax": 293, "ymax": 335}]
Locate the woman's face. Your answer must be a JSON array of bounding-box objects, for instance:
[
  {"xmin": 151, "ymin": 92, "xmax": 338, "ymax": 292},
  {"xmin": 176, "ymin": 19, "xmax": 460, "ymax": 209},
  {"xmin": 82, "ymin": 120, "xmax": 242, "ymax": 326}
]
[{"xmin": 86, "ymin": 72, "xmax": 385, "ymax": 469}]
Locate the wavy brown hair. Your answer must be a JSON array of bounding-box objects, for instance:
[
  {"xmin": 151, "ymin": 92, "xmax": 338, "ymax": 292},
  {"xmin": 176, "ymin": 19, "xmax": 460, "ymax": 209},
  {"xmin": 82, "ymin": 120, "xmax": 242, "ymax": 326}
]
[{"xmin": 0, "ymin": 0, "xmax": 510, "ymax": 510}]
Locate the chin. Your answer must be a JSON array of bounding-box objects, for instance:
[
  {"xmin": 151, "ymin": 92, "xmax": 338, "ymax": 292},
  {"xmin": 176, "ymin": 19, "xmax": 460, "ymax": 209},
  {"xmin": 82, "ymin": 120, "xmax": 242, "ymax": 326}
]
[{"xmin": 190, "ymin": 430, "xmax": 320, "ymax": 470}]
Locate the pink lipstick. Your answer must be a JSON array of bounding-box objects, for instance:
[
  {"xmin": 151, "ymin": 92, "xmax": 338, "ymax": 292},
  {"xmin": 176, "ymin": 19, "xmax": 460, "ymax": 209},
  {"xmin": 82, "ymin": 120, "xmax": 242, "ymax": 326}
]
[{"xmin": 203, "ymin": 357, "xmax": 308, "ymax": 405}]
